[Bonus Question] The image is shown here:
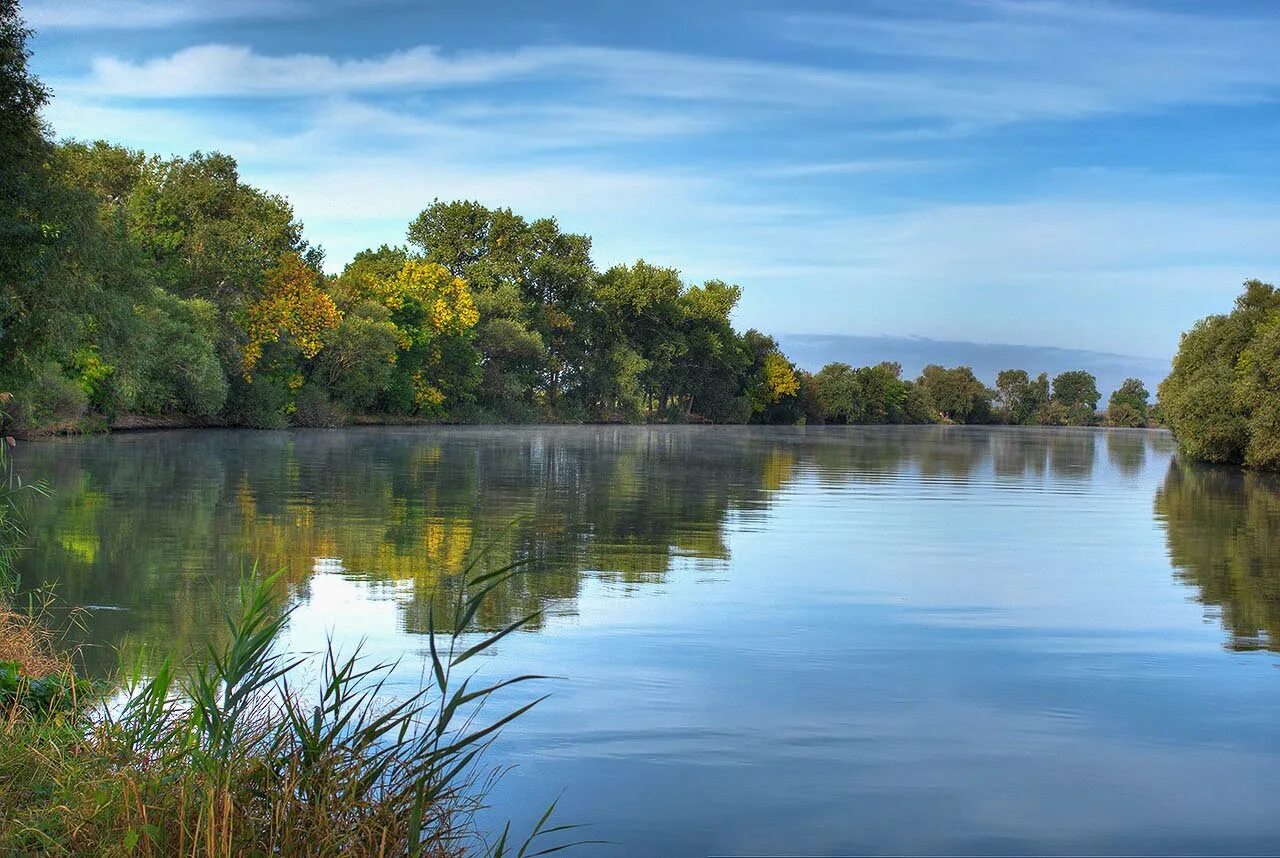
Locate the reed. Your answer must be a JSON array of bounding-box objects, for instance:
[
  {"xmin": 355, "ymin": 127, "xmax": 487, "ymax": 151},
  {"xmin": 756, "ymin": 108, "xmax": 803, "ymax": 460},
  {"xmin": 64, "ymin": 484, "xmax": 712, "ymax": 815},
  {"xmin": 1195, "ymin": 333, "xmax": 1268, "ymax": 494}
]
[{"xmin": 1, "ymin": 552, "xmax": 589, "ymax": 856}]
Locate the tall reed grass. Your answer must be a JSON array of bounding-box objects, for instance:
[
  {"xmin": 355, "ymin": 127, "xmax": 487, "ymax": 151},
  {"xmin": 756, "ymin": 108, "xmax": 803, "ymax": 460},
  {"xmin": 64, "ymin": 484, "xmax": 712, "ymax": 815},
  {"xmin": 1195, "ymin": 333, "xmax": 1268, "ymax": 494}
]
[
  {"xmin": 2, "ymin": 548, "xmax": 589, "ymax": 856},
  {"xmin": 0, "ymin": 391, "xmax": 48, "ymax": 596}
]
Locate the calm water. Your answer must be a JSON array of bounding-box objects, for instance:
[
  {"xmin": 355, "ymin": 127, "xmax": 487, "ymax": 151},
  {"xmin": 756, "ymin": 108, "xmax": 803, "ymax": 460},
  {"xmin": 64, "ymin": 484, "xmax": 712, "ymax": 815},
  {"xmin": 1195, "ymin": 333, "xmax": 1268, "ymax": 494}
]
[{"xmin": 15, "ymin": 426, "xmax": 1280, "ymax": 855}]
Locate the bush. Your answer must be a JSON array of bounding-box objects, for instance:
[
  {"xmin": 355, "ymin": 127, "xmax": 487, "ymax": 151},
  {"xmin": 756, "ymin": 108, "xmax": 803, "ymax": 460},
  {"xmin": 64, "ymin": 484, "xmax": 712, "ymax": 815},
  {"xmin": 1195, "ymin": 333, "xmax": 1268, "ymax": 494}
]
[
  {"xmin": 227, "ymin": 374, "xmax": 291, "ymax": 429},
  {"xmin": 315, "ymin": 304, "xmax": 399, "ymax": 412},
  {"xmin": 9, "ymin": 362, "xmax": 87, "ymax": 428},
  {"xmin": 131, "ymin": 291, "xmax": 228, "ymax": 417},
  {"xmin": 291, "ymin": 384, "xmax": 347, "ymax": 428}
]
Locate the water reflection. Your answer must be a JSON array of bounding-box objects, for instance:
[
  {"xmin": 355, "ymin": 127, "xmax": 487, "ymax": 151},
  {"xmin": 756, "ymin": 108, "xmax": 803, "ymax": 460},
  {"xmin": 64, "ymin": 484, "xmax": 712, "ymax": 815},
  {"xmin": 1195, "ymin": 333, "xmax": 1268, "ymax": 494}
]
[
  {"xmin": 1106, "ymin": 430, "xmax": 1148, "ymax": 476},
  {"xmin": 12, "ymin": 425, "xmax": 1229, "ymax": 675},
  {"xmin": 18, "ymin": 425, "xmax": 1280, "ymax": 855},
  {"xmin": 1155, "ymin": 459, "xmax": 1280, "ymax": 651}
]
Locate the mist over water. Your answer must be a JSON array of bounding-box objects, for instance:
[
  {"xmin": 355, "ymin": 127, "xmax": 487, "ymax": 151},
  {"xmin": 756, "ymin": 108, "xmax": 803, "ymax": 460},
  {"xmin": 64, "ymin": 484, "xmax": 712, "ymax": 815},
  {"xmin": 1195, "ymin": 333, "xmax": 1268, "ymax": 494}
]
[{"xmin": 15, "ymin": 426, "xmax": 1280, "ymax": 855}]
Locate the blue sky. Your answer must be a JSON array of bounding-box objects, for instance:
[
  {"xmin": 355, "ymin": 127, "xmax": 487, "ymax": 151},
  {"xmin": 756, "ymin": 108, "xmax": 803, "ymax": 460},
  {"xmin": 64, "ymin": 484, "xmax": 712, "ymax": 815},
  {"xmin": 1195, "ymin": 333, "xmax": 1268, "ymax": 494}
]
[{"xmin": 24, "ymin": 0, "xmax": 1280, "ymax": 360}]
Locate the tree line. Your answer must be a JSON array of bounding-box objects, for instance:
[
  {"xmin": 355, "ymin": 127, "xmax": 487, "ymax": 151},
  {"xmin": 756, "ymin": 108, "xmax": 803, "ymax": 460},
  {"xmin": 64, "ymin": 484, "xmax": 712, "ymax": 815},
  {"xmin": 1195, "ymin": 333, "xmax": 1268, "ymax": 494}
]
[
  {"xmin": 0, "ymin": 5, "xmax": 1154, "ymax": 432},
  {"xmin": 798, "ymin": 362, "xmax": 1151, "ymax": 428}
]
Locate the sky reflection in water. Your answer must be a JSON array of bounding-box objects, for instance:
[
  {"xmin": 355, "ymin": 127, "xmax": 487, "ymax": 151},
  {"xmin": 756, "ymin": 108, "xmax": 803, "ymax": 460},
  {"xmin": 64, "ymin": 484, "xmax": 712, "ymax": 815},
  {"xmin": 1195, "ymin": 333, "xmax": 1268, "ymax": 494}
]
[{"xmin": 16, "ymin": 426, "xmax": 1280, "ymax": 855}]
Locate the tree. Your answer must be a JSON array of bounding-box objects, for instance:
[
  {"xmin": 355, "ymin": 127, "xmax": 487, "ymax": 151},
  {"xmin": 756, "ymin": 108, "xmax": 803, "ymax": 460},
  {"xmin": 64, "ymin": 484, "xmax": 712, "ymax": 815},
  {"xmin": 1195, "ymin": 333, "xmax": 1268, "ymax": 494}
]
[
  {"xmin": 918, "ymin": 365, "xmax": 992, "ymax": 424},
  {"xmin": 372, "ymin": 260, "xmax": 481, "ymax": 415},
  {"xmin": 242, "ymin": 252, "xmax": 342, "ymax": 379},
  {"xmin": 131, "ymin": 290, "xmax": 228, "ymax": 417},
  {"xmin": 0, "ymin": 6, "xmax": 107, "ymax": 408},
  {"xmin": 814, "ymin": 362, "xmax": 863, "ymax": 424},
  {"xmin": 995, "ymin": 369, "xmax": 1029, "ymax": 419},
  {"xmin": 898, "ymin": 381, "xmax": 938, "ymax": 424},
  {"xmin": 407, "ymin": 201, "xmax": 593, "ymax": 410},
  {"xmin": 856, "ymin": 362, "xmax": 908, "ymax": 424},
  {"xmin": 995, "ymin": 369, "xmax": 1052, "ymax": 425},
  {"xmin": 127, "ymin": 152, "xmax": 316, "ymax": 311},
  {"xmin": 315, "ymin": 304, "xmax": 400, "ymax": 411},
  {"xmin": 1159, "ymin": 280, "xmax": 1280, "ymax": 467},
  {"xmin": 762, "ymin": 353, "xmax": 799, "ymax": 402},
  {"xmin": 1051, "ymin": 370, "xmax": 1099, "ymax": 407},
  {"xmin": 328, "ymin": 244, "xmax": 409, "ymax": 310},
  {"xmin": 1107, "ymin": 378, "xmax": 1150, "ymax": 428},
  {"xmin": 589, "ymin": 260, "xmax": 686, "ymax": 414},
  {"xmin": 0, "ymin": 0, "xmax": 49, "ymax": 316}
]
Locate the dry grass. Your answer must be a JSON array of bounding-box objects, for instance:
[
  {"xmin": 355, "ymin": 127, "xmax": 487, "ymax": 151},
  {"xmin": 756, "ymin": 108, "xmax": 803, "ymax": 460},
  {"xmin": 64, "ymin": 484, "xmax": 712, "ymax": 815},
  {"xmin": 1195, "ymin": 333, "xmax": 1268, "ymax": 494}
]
[{"xmin": 0, "ymin": 606, "xmax": 65, "ymax": 677}]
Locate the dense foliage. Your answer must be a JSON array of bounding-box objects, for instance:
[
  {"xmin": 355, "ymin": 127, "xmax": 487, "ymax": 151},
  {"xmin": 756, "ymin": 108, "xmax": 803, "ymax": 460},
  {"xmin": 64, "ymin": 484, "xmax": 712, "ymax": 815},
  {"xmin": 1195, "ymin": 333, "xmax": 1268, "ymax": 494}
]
[
  {"xmin": 0, "ymin": 5, "xmax": 1147, "ymax": 432},
  {"xmin": 1159, "ymin": 279, "xmax": 1280, "ymax": 469}
]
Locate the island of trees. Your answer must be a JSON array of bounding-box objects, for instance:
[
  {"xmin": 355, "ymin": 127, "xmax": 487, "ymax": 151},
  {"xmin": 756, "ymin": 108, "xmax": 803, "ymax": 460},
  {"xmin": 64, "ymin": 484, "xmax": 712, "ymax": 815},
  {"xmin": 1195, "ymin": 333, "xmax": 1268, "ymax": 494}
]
[{"xmin": 1, "ymin": 7, "xmax": 1154, "ymax": 436}]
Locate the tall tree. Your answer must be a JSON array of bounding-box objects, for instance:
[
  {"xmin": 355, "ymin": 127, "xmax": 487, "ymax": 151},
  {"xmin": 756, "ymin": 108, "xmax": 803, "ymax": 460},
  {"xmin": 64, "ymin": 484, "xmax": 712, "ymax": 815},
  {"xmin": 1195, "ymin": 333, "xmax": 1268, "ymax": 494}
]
[
  {"xmin": 918, "ymin": 365, "xmax": 992, "ymax": 424},
  {"xmin": 1158, "ymin": 280, "xmax": 1280, "ymax": 466},
  {"xmin": 1107, "ymin": 378, "xmax": 1150, "ymax": 428}
]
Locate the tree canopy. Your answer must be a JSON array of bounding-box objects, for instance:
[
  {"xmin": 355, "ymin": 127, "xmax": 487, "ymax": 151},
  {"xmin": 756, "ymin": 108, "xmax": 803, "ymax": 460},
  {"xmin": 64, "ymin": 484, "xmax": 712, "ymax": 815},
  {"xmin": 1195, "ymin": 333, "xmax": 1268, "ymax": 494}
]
[{"xmin": 1159, "ymin": 279, "xmax": 1280, "ymax": 469}]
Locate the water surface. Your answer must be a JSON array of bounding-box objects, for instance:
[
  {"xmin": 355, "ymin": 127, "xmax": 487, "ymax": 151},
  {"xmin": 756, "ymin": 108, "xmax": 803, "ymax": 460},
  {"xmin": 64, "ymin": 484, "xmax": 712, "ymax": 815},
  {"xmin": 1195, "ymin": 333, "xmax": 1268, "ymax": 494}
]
[{"xmin": 16, "ymin": 426, "xmax": 1280, "ymax": 855}]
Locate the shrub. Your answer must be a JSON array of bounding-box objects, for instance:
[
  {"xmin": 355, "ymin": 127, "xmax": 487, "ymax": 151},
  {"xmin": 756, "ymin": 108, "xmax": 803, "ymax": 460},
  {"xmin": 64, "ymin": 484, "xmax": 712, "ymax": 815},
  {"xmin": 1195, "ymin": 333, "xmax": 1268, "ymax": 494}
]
[
  {"xmin": 9, "ymin": 362, "xmax": 87, "ymax": 428},
  {"xmin": 227, "ymin": 374, "xmax": 291, "ymax": 429},
  {"xmin": 131, "ymin": 290, "xmax": 228, "ymax": 417},
  {"xmin": 292, "ymin": 384, "xmax": 348, "ymax": 428}
]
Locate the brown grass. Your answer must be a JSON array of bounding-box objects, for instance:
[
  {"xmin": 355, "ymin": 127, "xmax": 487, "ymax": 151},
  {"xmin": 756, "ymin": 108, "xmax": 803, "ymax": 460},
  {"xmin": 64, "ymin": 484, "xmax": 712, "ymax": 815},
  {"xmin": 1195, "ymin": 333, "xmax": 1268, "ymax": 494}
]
[{"xmin": 0, "ymin": 606, "xmax": 67, "ymax": 677}]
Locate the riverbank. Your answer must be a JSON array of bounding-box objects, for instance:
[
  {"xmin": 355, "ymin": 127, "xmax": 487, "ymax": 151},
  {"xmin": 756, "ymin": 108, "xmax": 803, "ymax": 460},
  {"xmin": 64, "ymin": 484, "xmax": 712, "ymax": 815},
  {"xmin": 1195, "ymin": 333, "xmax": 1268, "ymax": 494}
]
[
  {"xmin": 1, "ymin": 568, "xmax": 567, "ymax": 856},
  {"xmin": 10, "ymin": 411, "xmax": 1157, "ymax": 441}
]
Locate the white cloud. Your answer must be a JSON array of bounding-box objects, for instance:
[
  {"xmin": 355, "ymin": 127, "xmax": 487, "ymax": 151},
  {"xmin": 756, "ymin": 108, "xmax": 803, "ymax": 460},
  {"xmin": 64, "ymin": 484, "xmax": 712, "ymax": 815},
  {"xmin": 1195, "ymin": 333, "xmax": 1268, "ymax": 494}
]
[{"xmin": 60, "ymin": 1, "xmax": 1280, "ymax": 127}]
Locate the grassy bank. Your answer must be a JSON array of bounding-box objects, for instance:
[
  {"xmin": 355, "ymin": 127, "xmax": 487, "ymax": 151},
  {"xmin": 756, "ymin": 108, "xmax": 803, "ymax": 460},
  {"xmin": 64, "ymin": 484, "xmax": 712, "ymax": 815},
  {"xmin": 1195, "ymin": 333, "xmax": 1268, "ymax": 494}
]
[{"xmin": 1, "ymin": 548, "xmax": 579, "ymax": 855}]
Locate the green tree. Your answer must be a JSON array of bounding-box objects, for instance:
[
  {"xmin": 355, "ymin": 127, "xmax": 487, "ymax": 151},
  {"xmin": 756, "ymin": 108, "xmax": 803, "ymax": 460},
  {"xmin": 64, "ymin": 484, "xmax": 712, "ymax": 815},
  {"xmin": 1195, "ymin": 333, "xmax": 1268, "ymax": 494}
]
[
  {"xmin": 0, "ymin": 0, "xmax": 50, "ymax": 348},
  {"xmin": 898, "ymin": 381, "xmax": 938, "ymax": 425},
  {"xmin": 995, "ymin": 369, "xmax": 1049, "ymax": 425},
  {"xmin": 408, "ymin": 201, "xmax": 593, "ymax": 411},
  {"xmin": 814, "ymin": 362, "xmax": 863, "ymax": 424},
  {"xmin": 1159, "ymin": 280, "xmax": 1280, "ymax": 467},
  {"xmin": 917, "ymin": 365, "xmax": 992, "ymax": 424},
  {"xmin": 131, "ymin": 290, "xmax": 228, "ymax": 416},
  {"xmin": 1051, "ymin": 370, "xmax": 1100, "ymax": 425},
  {"xmin": 1107, "ymin": 378, "xmax": 1150, "ymax": 428},
  {"xmin": 315, "ymin": 303, "xmax": 400, "ymax": 412},
  {"xmin": 856, "ymin": 362, "xmax": 909, "ymax": 424}
]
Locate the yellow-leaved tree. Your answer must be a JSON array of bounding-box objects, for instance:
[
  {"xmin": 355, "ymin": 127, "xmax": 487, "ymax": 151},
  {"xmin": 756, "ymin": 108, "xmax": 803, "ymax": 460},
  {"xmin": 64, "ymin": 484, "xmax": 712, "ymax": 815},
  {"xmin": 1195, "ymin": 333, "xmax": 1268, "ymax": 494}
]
[
  {"xmin": 762, "ymin": 351, "xmax": 800, "ymax": 402},
  {"xmin": 365, "ymin": 260, "xmax": 480, "ymax": 413},
  {"xmin": 242, "ymin": 252, "xmax": 342, "ymax": 380}
]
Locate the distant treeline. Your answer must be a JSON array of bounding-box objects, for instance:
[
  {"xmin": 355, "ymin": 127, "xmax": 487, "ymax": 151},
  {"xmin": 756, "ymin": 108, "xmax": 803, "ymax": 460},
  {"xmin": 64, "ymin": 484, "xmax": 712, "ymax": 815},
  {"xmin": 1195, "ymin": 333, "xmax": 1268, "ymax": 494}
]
[
  {"xmin": 800, "ymin": 363, "xmax": 1151, "ymax": 428},
  {"xmin": 0, "ymin": 11, "xmax": 1152, "ymax": 432}
]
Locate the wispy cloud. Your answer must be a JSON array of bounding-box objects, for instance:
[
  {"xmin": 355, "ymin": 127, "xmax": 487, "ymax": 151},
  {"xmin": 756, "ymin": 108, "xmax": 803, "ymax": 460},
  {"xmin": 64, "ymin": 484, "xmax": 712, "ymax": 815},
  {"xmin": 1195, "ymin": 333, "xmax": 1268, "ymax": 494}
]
[
  {"xmin": 63, "ymin": 1, "xmax": 1280, "ymax": 127},
  {"xmin": 783, "ymin": 0, "xmax": 1280, "ymax": 115}
]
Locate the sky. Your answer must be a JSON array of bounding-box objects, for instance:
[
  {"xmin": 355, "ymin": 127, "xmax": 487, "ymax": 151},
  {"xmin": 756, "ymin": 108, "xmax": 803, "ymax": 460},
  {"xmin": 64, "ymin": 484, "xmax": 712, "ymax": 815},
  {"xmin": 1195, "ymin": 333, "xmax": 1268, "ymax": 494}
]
[{"xmin": 23, "ymin": 0, "xmax": 1280, "ymax": 362}]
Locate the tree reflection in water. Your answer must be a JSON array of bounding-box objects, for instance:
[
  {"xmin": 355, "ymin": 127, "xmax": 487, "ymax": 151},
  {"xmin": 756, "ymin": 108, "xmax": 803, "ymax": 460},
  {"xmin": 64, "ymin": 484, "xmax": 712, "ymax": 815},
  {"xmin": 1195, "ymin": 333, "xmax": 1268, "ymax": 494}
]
[
  {"xmin": 27, "ymin": 426, "xmax": 1267, "ymax": 676},
  {"xmin": 1155, "ymin": 459, "xmax": 1280, "ymax": 652}
]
